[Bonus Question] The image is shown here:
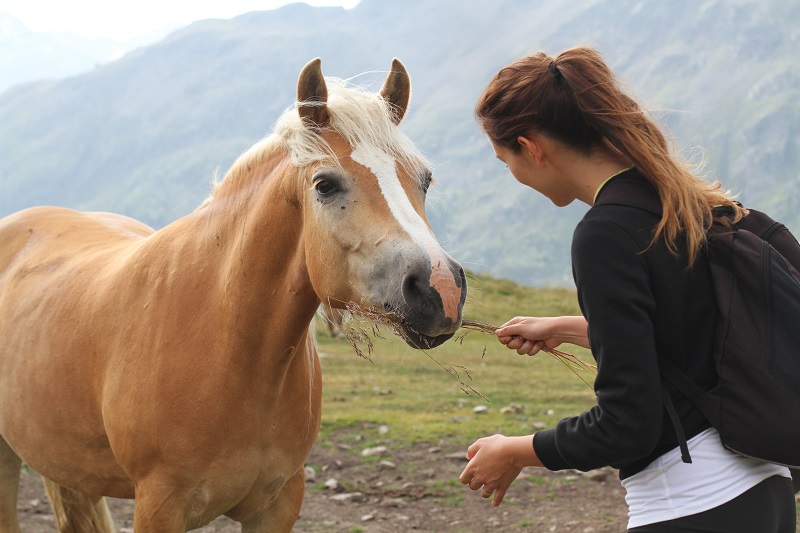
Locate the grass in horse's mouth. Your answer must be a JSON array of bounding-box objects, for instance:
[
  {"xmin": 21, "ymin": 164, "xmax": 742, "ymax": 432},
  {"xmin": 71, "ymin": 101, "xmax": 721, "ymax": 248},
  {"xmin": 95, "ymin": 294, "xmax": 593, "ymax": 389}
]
[
  {"xmin": 334, "ymin": 303, "xmax": 597, "ymax": 397},
  {"xmin": 340, "ymin": 302, "xmax": 487, "ymax": 400}
]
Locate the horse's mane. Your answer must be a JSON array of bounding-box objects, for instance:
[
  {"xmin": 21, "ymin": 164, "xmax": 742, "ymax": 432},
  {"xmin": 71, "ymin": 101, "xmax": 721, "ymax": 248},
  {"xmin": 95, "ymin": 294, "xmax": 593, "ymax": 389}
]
[{"xmin": 203, "ymin": 78, "xmax": 430, "ymax": 206}]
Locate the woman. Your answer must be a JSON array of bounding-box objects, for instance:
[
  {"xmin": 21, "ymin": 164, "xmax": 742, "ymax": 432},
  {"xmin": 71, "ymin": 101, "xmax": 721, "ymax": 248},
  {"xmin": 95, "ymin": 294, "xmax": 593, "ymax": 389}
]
[{"xmin": 459, "ymin": 47, "xmax": 795, "ymax": 532}]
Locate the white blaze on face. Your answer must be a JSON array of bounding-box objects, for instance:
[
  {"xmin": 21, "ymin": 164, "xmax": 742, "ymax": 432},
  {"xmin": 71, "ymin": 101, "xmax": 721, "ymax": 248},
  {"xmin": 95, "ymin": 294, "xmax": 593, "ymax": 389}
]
[{"xmin": 351, "ymin": 143, "xmax": 461, "ymax": 322}]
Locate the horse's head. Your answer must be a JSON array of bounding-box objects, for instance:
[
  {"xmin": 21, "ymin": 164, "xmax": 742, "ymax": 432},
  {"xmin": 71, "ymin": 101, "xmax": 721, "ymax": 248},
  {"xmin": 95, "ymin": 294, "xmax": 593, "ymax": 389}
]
[{"xmin": 278, "ymin": 58, "xmax": 466, "ymax": 349}]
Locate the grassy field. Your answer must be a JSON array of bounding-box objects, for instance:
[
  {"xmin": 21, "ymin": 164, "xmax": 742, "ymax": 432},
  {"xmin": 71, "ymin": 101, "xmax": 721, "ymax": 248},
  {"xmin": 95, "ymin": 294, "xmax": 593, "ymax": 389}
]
[{"xmin": 314, "ymin": 271, "xmax": 597, "ymax": 447}]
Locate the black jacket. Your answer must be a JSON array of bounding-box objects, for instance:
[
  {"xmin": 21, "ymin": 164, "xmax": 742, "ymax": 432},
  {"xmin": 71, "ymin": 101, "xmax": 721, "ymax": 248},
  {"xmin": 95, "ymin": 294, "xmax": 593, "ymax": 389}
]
[{"xmin": 533, "ymin": 168, "xmax": 718, "ymax": 479}]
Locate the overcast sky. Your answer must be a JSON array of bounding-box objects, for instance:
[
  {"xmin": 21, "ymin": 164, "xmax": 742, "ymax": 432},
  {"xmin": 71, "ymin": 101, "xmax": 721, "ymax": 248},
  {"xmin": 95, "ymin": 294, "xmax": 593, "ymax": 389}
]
[{"xmin": 0, "ymin": 0, "xmax": 361, "ymax": 40}]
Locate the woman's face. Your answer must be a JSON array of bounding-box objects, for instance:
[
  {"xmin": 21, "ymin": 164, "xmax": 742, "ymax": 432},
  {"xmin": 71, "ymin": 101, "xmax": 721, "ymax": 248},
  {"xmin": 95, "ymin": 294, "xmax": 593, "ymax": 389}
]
[{"xmin": 490, "ymin": 138, "xmax": 572, "ymax": 206}]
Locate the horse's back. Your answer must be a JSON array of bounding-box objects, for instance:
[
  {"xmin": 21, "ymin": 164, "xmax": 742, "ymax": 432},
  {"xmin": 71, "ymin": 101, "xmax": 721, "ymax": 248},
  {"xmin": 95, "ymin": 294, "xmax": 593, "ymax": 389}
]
[
  {"xmin": 1, "ymin": 205, "xmax": 151, "ymax": 265},
  {"xmin": 0, "ymin": 206, "xmax": 152, "ymax": 298}
]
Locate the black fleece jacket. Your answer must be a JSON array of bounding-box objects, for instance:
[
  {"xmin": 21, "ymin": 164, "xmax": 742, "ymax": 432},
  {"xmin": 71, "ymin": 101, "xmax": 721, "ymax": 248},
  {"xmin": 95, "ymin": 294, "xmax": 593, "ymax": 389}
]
[{"xmin": 533, "ymin": 168, "xmax": 718, "ymax": 479}]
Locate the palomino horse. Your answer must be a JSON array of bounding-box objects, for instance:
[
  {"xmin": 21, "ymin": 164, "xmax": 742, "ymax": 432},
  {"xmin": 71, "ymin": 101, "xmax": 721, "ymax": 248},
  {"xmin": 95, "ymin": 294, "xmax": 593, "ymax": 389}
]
[
  {"xmin": 0, "ymin": 58, "xmax": 466, "ymax": 532},
  {"xmin": 319, "ymin": 304, "xmax": 348, "ymax": 338}
]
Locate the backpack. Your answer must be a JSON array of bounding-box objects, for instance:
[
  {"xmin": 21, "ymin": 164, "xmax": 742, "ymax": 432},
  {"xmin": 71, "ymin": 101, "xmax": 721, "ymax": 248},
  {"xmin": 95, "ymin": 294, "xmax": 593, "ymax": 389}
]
[{"xmin": 595, "ymin": 184, "xmax": 800, "ymax": 478}]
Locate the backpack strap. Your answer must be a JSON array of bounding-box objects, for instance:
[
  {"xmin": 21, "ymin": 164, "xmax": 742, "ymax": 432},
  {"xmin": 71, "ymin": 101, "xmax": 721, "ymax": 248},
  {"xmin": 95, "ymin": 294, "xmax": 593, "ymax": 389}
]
[
  {"xmin": 659, "ymin": 358, "xmax": 708, "ymax": 405},
  {"xmin": 660, "ymin": 386, "xmax": 693, "ymax": 464}
]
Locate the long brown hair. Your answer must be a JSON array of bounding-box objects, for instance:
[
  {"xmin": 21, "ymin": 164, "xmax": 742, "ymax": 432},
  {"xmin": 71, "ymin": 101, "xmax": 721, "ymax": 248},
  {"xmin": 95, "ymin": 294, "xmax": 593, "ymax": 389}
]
[{"xmin": 475, "ymin": 46, "xmax": 743, "ymax": 265}]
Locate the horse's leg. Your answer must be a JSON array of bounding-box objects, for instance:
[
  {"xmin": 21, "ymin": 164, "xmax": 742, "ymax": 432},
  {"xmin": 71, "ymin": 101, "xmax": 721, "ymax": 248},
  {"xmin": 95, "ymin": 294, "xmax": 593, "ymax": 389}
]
[
  {"xmin": 43, "ymin": 478, "xmax": 115, "ymax": 533},
  {"xmin": 240, "ymin": 470, "xmax": 305, "ymax": 533},
  {"xmin": 132, "ymin": 481, "xmax": 192, "ymax": 533},
  {"xmin": 0, "ymin": 436, "xmax": 22, "ymax": 533}
]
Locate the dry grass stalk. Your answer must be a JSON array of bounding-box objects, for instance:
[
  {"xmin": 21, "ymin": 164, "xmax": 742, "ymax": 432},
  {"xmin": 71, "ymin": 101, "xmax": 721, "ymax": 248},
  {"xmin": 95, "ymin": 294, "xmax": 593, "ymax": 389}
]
[
  {"xmin": 341, "ymin": 303, "xmax": 488, "ymax": 401},
  {"xmin": 460, "ymin": 319, "xmax": 597, "ymax": 389},
  {"xmin": 335, "ymin": 303, "xmax": 596, "ymax": 395}
]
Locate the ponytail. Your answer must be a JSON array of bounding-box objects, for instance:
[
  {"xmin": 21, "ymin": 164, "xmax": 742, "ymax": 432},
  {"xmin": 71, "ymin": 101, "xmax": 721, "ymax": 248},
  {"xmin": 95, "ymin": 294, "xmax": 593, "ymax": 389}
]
[{"xmin": 476, "ymin": 46, "xmax": 743, "ymax": 265}]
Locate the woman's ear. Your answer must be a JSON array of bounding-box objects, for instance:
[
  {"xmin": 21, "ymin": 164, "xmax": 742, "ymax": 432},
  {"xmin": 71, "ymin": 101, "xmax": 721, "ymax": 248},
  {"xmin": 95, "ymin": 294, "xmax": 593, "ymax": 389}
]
[{"xmin": 517, "ymin": 135, "xmax": 544, "ymax": 165}]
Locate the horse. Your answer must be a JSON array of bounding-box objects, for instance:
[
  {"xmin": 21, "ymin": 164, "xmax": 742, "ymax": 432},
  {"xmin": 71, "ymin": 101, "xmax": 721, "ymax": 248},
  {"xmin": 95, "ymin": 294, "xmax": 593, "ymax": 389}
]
[
  {"xmin": 319, "ymin": 303, "xmax": 348, "ymax": 338},
  {"xmin": 0, "ymin": 58, "xmax": 466, "ymax": 532}
]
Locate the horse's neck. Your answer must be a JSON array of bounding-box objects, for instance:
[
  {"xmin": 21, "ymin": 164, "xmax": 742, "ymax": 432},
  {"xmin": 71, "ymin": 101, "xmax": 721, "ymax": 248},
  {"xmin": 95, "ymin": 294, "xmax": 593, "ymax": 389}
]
[{"xmin": 139, "ymin": 148, "xmax": 318, "ymax": 364}]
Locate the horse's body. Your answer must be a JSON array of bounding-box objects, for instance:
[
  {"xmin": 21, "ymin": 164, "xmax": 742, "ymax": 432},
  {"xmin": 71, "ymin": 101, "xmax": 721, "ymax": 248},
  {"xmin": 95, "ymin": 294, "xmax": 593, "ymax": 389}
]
[
  {"xmin": 0, "ymin": 59, "xmax": 466, "ymax": 532},
  {"xmin": 320, "ymin": 304, "xmax": 348, "ymax": 338}
]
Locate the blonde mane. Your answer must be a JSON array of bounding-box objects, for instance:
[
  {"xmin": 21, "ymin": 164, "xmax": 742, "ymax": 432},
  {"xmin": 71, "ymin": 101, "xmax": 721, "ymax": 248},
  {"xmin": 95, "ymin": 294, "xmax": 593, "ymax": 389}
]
[{"xmin": 203, "ymin": 77, "xmax": 429, "ymax": 206}]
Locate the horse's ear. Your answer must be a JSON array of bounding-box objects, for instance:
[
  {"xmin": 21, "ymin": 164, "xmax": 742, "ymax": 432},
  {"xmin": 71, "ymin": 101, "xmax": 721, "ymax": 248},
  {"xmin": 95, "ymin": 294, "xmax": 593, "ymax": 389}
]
[
  {"xmin": 297, "ymin": 58, "xmax": 329, "ymax": 129},
  {"xmin": 380, "ymin": 58, "xmax": 411, "ymax": 125}
]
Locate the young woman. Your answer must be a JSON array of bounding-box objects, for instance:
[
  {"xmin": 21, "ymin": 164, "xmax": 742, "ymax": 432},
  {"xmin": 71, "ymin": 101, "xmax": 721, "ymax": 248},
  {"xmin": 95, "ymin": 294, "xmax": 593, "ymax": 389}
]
[{"xmin": 458, "ymin": 47, "xmax": 796, "ymax": 532}]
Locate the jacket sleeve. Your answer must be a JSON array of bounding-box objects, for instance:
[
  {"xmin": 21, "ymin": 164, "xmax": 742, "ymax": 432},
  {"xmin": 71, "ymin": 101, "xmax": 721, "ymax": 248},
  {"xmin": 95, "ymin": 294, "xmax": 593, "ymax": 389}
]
[{"xmin": 534, "ymin": 215, "xmax": 665, "ymax": 472}]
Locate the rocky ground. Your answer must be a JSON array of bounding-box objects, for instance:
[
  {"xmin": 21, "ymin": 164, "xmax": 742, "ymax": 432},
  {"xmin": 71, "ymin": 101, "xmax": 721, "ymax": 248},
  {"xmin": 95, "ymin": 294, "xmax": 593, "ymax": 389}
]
[{"xmin": 16, "ymin": 426, "xmax": 630, "ymax": 532}]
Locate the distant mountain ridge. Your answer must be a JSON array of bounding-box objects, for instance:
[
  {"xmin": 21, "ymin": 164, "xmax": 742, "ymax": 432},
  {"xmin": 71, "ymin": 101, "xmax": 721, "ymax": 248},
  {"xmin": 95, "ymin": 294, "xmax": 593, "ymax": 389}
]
[
  {"xmin": 0, "ymin": 13, "xmax": 124, "ymax": 93},
  {"xmin": 1, "ymin": 0, "xmax": 798, "ymax": 286},
  {"xmin": 0, "ymin": 12, "xmax": 180, "ymax": 95}
]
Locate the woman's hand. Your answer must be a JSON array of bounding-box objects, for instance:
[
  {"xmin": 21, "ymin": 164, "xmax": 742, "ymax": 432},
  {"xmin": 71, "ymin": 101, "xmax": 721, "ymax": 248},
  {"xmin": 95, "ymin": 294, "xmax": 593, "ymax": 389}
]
[
  {"xmin": 458, "ymin": 434, "xmax": 540, "ymax": 506},
  {"xmin": 495, "ymin": 315, "xmax": 590, "ymax": 355}
]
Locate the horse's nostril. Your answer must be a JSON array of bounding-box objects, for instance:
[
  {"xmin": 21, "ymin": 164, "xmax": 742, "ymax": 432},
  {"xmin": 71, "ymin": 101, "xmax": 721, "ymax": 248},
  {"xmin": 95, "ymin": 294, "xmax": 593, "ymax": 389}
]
[{"xmin": 402, "ymin": 271, "xmax": 436, "ymax": 318}]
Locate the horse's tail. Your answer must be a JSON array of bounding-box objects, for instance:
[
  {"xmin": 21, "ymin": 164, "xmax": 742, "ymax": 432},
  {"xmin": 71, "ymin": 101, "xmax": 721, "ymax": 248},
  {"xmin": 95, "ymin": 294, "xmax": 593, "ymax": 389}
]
[{"xmin": 43, "ymin": 477, "xmax": 115, "ymax": 533}]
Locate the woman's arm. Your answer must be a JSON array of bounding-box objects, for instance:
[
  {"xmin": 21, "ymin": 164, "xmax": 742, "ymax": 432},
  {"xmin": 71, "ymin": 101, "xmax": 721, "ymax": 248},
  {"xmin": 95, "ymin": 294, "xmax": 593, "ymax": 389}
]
[
  {"xmin": 459, "ymin": 434, "xmax": 543, "ymax": 506},
  {"xmin": 495, "ymin": 315, "xmax": 589, "ymax": 355}
]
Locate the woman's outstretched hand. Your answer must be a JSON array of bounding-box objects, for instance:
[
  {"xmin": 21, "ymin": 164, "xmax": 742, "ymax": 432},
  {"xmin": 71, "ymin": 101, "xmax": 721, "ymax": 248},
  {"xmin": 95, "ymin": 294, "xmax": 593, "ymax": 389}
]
[
  {"xmin": 459, "ymin": 434, "xmax": 541, "ymax": 506},
  {"xmin": 495, "ymin": 315, "xmax": 590, "ymax": 355}
]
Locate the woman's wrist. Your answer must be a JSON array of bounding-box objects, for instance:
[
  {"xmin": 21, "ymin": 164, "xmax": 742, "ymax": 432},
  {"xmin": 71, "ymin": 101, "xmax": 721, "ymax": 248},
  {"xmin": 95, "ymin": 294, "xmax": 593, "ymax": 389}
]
[
  {"xmin": 554, "ymin": 316, "xmax": 589, "ymax": 348},
  {"xmin": 507, "ymin": 435, "xmax": 542, "ymax": 468}
]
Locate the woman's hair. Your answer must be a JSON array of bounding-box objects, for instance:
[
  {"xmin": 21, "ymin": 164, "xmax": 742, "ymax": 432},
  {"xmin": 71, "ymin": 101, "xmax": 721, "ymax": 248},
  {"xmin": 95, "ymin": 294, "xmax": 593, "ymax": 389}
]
[{"xmin": 475, "ymin": 46, "xmax": 743, "ymax": 265}]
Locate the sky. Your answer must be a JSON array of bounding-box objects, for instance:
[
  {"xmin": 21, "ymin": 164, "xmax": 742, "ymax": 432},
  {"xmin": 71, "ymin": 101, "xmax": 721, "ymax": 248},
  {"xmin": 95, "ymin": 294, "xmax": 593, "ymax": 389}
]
[{"xmin": 0, "ymin": 0, "xmax": 361, "ymax": 40}]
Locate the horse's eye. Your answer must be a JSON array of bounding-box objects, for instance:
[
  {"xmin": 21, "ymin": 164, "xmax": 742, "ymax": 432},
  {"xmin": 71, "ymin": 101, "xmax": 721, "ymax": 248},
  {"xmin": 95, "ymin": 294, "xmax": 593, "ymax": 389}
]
[
  {"xmin": 314, "ymin": 179, "xmax": 337, "ymax": 197},
  {"xmin": 421, "ymin": 170, "xmax": 433, "ymax": 194}
]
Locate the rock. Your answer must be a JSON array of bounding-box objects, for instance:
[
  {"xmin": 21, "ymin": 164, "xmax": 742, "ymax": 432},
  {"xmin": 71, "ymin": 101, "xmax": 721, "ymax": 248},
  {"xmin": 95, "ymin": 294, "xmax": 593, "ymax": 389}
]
[
  {"xmin": 473, "ymin": 405, "xmax": 489, "ymax": 414},
  {"xmin": 361, "ymin": 513, "xmax": 376, "ymax": 522},
  {"xmin": 445, "ymin": 452, "xmax": 468, "ymax": 461},
  {"xmin": 380, "ymin": 497, "xmax": 408, "ymax": 508},
  {"xmin": 324, "ymin": 478, "xmax": 339, "ymax": 490},
  {"xmin": 427, "ymin": 446, "xmax": 441, "ymax": 454},
  {"xmin": 546, "ymin": 409, "xmax": 555, "ymax": 415},
  {"xmin": 379, "ymin": 460, "xmax": 396, "ymax": 469},
  {"xmin": 532, "ymin": 421, "xmax": 547, "ymax": 430},
  {"xmin": 378, "ymin": 424, "xmax": 389, "ymax": 435},
  {"xmin": 329, "ymin": 492, "xmax": 364, "ymax": 503},
  {"xmin": 361, "ymin": 445, "xmax": 388, "ymax": 457},
  {"xmin": 500, "ymin": 402, "xmax": 524, "ymax": 414},
  {"xmin": 304, "ymin": 466, "xmax": 316, "ymax": 483}
]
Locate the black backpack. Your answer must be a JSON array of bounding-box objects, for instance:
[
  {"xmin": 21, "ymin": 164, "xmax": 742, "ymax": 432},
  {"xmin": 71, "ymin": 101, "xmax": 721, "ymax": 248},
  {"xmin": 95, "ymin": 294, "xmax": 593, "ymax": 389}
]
[{"xmin": 596, "ymin": 186, "xmax": 800, "ymax": 481}]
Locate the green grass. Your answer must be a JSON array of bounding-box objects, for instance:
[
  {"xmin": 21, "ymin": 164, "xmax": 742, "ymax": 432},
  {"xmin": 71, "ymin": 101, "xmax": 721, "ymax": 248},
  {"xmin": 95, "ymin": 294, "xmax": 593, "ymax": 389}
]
[{"xmin": 314, "ymin": 271, "xmax": 596, "ymax": 447}]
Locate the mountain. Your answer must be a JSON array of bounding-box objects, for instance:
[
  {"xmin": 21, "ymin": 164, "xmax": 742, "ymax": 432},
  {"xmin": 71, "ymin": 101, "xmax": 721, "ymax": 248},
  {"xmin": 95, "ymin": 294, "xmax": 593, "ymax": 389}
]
[
  {"xmin": 0, "ymin": 13, "xmax": 128, "ymax": 94},
  {"xmin": 0, "ymin": 0, "xmax": 798, "ymax": 287}
]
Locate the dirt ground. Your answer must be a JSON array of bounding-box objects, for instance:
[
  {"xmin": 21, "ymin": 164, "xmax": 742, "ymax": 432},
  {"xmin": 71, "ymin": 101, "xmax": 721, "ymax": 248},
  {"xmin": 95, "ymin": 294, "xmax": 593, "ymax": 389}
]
[{"xmin": 16, "ymin": 425, "xmax": 630, "ymax": 532}]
